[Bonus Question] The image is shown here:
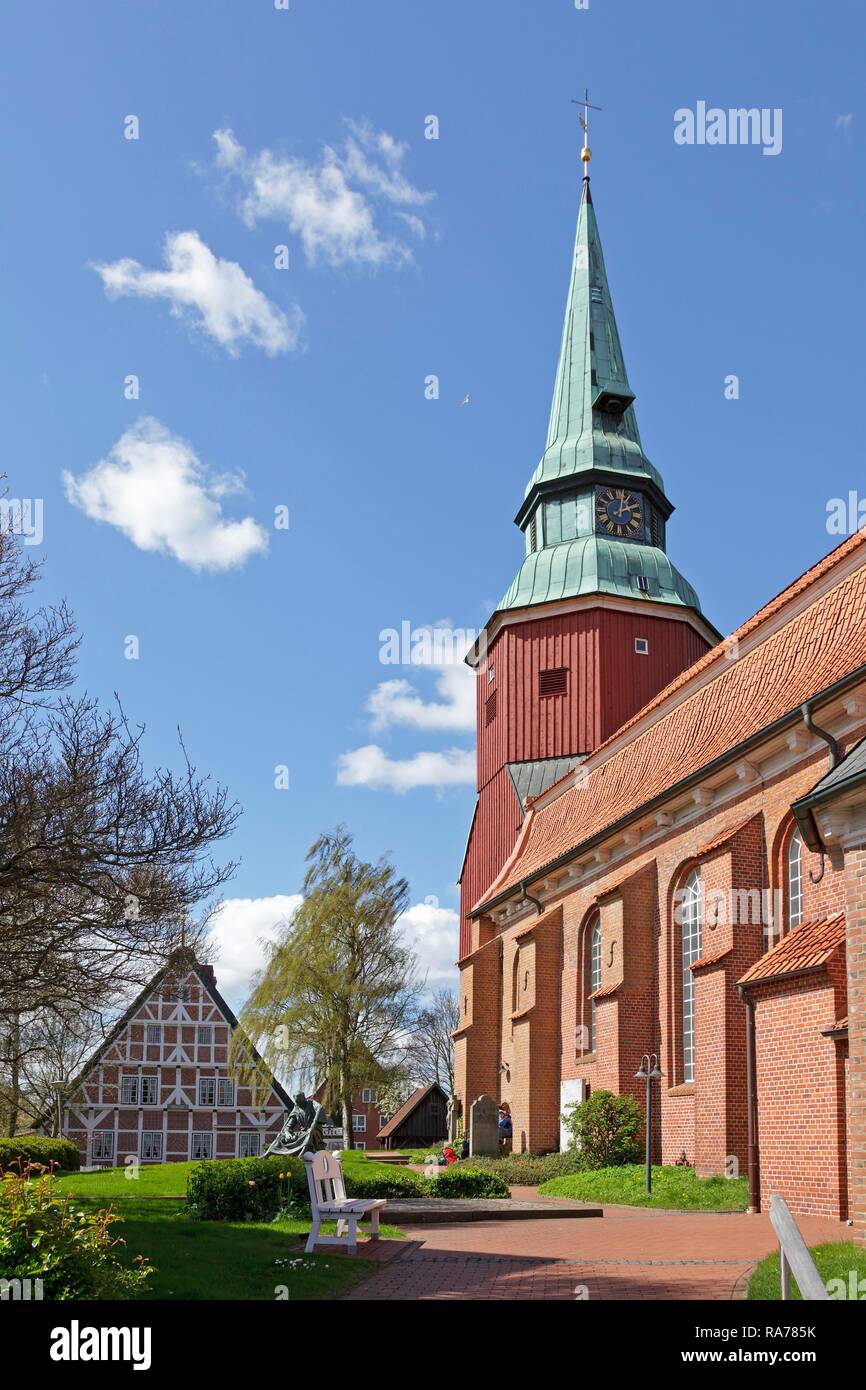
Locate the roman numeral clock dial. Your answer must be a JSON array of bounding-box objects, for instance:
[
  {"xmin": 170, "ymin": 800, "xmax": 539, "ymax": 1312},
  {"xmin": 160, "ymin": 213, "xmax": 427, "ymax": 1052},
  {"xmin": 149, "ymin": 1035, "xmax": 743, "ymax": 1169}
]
[{"xmin": 595, "ymin": 487, "xmax": 643, "ymax": 538}]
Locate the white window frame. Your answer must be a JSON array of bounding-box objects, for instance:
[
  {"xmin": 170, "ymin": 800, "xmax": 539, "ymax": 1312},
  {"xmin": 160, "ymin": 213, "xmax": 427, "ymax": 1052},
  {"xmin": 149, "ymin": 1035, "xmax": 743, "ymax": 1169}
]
[
  {"xmin": 788, "ymin": 830, "xmax": 804, "ymax": 932},
  {"xmin": 379, "ymin": 1113, "xmax": 389, "ymax": 1129},
  {"xmin": 238, "ymin": 1132, "xmax": 261, "ymax": 1158},
  {"xmin": 198, "ymin": 1077, "xmax": 216, "ymax": 1107},
  {"xmin": 635, "ymin": 637, "xmax": 649, "ymax": 655},
  {"xmin": 197, "ymin": 1025, "xmax": 213, "ymax": 1046},
  {"xmin": 141, "ymin": 1131, "xmax": 163, "ymax": 1162},
  {"xmin": 352, "ymin": 1113, "xmax": 367, "ymax": 1133},
  {"xmin": 191, "ymin": 1131, "xmax": 213, "ymax": 1160},
  {"xmin": 361, "ymin": 1088, "xmax": 377, "ymax": 1105},
  {"xmin": 145, "ymin": 1023, "xmax": 161, "ymax": 1045},
  {"xmin": 588, "ymin": 917, "xmax": 602, "ymax": 1052},
  {"xmin": 354, "ymin": 1141, "xmax": 366, "ymax": 1151},
  {"xmin": 120, "ymin": 1075, "xmax": 139, "ymax": 1106},
  {"xmin": 217, "ymin": 1077, "xmax": 235, "ymax": 1107},
  {"xmin": 140, "ymin": 1074, "xmax": 159, "ymax": 1105},
  {"xmin": 680, "ymin": 869, "xmax": 703, "ymax": 1084},
  {"xmin": 91, "ymin": 1131, "xmax": 114, "ymax": 1162}
]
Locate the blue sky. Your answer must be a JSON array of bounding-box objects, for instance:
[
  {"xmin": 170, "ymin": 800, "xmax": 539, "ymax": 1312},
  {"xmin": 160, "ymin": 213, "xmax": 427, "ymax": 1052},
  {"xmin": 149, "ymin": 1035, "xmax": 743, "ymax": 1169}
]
[{"xmin": 1, "ymin": 0, "xmax": 863, "ymax": 1003}]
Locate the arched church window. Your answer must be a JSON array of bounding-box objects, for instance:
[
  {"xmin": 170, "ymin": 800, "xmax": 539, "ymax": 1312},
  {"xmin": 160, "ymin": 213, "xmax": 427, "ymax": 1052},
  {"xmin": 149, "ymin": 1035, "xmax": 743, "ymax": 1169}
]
[
  {"xmin": 679, "ymin": 869, "xmax": 702, "ymax": 1084},
  {"xmin": 586, "ymin": 916, "xmax": 601, "ymax": 1053},
  {"xmin": 787, "ymin": 829, "xmax": 803, "ymax": 931}
]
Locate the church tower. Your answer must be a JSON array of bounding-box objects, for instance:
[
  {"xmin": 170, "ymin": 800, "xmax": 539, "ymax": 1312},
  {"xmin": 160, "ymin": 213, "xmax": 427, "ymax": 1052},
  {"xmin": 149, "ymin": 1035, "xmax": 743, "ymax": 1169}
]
[{"xmin": 458, "ymin": 136, "xmax": 719, "ymax": 959}]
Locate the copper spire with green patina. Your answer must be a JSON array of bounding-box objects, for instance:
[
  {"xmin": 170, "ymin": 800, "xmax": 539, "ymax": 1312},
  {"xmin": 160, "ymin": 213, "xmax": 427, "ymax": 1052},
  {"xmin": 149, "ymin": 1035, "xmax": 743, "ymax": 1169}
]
[{"xmin": 498, "ymin": 152, "xmax": 712, "ymax": 626}]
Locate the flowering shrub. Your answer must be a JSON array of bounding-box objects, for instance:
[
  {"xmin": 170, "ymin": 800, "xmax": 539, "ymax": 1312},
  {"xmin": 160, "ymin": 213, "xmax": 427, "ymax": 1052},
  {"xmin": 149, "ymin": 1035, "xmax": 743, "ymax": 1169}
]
[
  {"xmin": 0, "ymin": 1162, "xmax": 151, "ymax": 1299},
  {"xmin": 186, "ymin": 1156, "xmax": 306, "ymax": 1222}
]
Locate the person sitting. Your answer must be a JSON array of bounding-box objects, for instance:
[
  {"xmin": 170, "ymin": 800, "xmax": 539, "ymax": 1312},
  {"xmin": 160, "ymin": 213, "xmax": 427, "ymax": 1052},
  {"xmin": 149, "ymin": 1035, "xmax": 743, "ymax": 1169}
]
[{"xmin": 498, "ymin": 1104, "xmax": 513, "ymax": 1145}]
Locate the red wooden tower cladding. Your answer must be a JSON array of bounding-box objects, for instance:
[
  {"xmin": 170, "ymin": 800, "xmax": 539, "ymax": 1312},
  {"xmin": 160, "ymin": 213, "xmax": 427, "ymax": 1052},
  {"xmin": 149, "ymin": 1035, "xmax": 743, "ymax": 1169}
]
[{"xmin": 458, "ymin": 150, "xmax": 719, "ymax": 960}]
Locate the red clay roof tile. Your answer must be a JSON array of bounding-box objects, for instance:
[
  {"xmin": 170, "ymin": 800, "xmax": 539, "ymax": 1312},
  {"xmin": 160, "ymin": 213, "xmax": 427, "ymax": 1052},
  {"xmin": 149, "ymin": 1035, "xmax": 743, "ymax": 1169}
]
[{"xmin": 738, "ymin": 914, "xmax": 846, "ymax": 984}]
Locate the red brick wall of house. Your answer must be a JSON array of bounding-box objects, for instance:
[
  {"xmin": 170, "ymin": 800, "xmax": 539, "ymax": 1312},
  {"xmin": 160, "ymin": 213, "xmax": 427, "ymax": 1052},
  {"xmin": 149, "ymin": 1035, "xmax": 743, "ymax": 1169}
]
[
  {"xmin": 844, "ymin": 845, "xmax": 866, "ymax": 1244},
  {"xmin": 750, "ymin": 963, "xmax": 849, "ymax": 1220}
]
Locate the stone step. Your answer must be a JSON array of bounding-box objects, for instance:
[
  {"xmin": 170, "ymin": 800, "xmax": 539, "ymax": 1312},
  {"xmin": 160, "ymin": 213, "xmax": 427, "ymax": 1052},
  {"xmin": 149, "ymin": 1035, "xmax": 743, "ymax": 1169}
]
[{"xmin": 383, "ymin": 1198, "xmax": 603, "ymax": 1224}]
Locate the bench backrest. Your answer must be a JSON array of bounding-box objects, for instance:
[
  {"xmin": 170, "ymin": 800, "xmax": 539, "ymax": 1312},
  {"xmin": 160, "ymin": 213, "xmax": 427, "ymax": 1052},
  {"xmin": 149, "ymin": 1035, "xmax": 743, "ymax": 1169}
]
[{"xmin": 303, "ymin": 1149, "xmax": 347, "ymax": 1209}]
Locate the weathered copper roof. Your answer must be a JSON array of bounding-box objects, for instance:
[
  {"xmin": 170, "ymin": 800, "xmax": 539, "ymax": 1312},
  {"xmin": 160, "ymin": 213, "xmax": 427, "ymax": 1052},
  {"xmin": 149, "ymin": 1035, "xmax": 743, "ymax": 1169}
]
[{"xmin": 738, "ymin": 914, "xmax": 846, "ymax": 985}]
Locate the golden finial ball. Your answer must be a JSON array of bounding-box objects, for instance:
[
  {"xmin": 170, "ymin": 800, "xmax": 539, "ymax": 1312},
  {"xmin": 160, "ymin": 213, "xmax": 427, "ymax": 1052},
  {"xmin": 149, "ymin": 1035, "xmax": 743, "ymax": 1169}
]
[{"xmin": 581, "ymin": 146, "xmax": 592, "ymax": 163}]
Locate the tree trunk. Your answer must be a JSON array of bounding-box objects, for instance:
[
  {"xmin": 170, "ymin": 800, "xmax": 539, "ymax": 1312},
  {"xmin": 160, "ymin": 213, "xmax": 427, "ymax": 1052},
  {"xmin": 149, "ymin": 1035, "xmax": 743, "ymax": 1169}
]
[{"xmin": 6, "ymin": 1013, "xmax": 20, "ymax": 1137}]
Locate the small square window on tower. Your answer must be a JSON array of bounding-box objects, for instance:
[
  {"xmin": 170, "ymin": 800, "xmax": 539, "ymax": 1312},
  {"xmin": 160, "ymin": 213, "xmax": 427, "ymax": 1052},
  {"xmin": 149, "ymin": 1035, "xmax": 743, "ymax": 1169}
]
[
  {"xmin": 539, "ymin": 667, "xmax": 568, "ymax": 697},
  {"xmin": 635, "ymin": 637, "xmax": 649, "ymax": 655}
]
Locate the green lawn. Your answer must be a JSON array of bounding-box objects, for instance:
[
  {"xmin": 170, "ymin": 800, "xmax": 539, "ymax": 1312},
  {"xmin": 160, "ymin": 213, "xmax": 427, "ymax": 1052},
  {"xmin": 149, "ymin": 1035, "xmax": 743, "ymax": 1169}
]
[
  {"xmin": 51, "ymin": 1162, "xmax": 403, "ymax": 1301},
  {"xmin": 539, "ymin": 1164, "xmax": 749, "ymax": 1210},
  {"xmin": 747, "ymin": 1242, "xmax": 866, "ymax": 1301}
]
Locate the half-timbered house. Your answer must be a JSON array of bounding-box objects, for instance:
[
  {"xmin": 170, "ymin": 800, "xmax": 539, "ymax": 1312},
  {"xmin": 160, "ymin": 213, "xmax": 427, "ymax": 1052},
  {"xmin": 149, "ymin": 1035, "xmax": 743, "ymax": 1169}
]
[{"xmin": 56, "ymin": 949, "xmax": 290, "ymax": 1168}]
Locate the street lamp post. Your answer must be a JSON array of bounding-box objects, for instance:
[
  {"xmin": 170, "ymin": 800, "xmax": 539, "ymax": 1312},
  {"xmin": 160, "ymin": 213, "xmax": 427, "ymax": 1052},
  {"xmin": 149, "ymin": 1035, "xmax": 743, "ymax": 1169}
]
[{"xmin": 635, "ymin": 1054, "xmax": 662, "ymax": 1194}]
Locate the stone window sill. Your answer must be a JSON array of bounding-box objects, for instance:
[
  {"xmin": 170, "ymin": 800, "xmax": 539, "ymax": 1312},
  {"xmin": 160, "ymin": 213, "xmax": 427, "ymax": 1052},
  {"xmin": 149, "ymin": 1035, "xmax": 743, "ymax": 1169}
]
[{"xmin": 666, "ymin": 1082, "xmax": 695, "ymax": 1097}]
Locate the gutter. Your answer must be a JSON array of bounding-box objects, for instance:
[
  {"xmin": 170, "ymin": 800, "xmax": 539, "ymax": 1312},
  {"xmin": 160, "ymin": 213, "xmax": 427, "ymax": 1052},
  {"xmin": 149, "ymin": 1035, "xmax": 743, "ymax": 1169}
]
[
  {"xmin": 737, "ymin": 984, "xmax": 761, "ymax": 1214},
  {"xmin": 473, "ymin": 660, "xmax": 866, "ymax": 919}
]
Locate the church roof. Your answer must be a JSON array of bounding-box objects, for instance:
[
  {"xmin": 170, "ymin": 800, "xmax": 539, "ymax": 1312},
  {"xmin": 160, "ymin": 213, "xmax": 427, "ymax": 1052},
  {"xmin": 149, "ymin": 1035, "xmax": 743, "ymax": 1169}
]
[
  {"xmin": 526, "ymin": 180, "xmax": 663, "ymax": 499},
  {"xmin": 498, "ymin": 535, "xmax": 702, "ymax": 614},
  {"xmin": 507, "ymin": 756, "xmax": 585, "ymax": 811},
  {"xmin": 738, "ymin": 914, "xmax": 846, "ymax": 985},
  {"xmin": 473, "ymin": 529, "xmax": 866, "ymax": 913}
]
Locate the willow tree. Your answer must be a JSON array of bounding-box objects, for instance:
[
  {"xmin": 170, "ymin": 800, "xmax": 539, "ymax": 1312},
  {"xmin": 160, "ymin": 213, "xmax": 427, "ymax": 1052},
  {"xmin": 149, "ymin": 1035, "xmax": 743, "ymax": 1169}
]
[{"xmin": 238, "ymin": 827, "xmax": 421, "ymax": 1145}]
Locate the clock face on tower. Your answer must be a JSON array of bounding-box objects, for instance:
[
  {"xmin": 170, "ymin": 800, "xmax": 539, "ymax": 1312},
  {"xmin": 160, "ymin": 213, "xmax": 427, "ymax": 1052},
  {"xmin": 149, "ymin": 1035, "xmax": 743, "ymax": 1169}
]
[{"xmin": 595, "ymin": 487, "xmax": 644, "ymax": 539}]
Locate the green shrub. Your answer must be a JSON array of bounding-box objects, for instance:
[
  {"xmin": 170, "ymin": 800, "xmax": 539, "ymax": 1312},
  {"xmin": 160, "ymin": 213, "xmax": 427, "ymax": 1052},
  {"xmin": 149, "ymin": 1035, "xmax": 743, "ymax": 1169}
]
[
  {"xmin": 562, "ymin": 1090, "xmax": 642, "ymax": 1168},
  {"xmin": 0, "ymin": 1136, "xmax": 80, "ymax": 1173},
  {"xmin": 426, "ymin": 1166, "xmax": 511, "ymax": 1199},
  {"xmin": 186, "ymin": 1156, "xmax": 306, "ymax": 1222},
  {"xmin": 0, "ymin": 1162, "xmax": 151, "ymax": 1299},
  {"xmin": 469, "ymin": 1149, "xmax": 587, "ymax": 1185},
  {"xmin": 343, "ymin": 1167, "xmax": 425, "ymax": 1200}
]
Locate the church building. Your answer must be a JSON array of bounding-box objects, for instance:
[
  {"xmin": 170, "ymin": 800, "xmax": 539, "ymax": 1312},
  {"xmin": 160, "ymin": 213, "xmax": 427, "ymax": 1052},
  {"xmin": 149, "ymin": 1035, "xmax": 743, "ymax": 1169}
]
[{"xmin": 455, "ymin": 139, "xmax": 866, "ymax": 1243}]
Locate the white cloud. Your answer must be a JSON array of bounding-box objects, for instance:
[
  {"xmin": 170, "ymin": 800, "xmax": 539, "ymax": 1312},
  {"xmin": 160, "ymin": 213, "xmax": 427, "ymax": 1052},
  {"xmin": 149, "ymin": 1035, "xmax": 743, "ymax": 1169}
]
[
  {"xmin": 63, "ymin": 417, "xmax": 269, "ymax": 571},
  {"xmin": 207, "ymin": 894, "xmax": 302, "ymax": 1004},
  {"xmin": 367, "ymin": 664, "xmax": 475, "ymax": 733},
  {"xmin": 398, "ymin": 900, "xmax": 459, "ymax": 990},
  {"xmin": 336, "ymin": 744, "xmax": 474, "ymax": 792},
  {"xmin": 836, "ymin": 113, "xmax": 854, "ymax": 129},
  {"xmin": 212, "ymin": 124, "xmax": 432, "ymax": 268},
  {"xmin": 91, "ymin": 230, "xmax": 302, "ymax": 356}
]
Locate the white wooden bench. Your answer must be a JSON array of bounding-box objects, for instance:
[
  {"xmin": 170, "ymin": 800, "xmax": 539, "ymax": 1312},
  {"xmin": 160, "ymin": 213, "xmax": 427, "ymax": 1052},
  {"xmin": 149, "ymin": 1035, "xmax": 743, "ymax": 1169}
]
[{"xmin": 303, "ymin": 1149, "xmax": 386, "ymax": 1256}]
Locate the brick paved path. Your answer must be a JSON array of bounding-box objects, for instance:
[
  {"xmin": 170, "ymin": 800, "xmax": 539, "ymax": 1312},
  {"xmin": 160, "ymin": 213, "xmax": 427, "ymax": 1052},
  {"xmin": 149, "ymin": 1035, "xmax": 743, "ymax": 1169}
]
[{"xmin": 344, "ymin": 1195, "xmax": 847, "ymax": 1301}]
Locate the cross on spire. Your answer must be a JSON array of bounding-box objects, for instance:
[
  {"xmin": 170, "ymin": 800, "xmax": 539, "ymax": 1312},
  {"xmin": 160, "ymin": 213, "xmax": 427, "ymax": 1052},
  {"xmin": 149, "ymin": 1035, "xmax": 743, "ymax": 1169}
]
[{"xmin": 571, "ymin": 87, "xmax": 602, "ymax": 175}]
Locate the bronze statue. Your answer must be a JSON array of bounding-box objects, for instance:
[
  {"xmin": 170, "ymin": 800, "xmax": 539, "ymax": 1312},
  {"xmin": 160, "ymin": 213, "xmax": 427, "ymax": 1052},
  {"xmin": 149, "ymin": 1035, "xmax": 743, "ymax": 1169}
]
[{"xmin": 265, "ymin": 1091, "xmax": 327, "ymax": 1157}]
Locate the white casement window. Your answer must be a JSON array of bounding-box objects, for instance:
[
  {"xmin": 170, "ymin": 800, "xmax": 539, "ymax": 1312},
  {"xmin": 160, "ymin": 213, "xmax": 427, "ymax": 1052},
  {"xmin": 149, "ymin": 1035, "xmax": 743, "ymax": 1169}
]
[
  {"xmin": 141, "ymin": 1131, "xmax": 163, "ymax": 1162},
  {"xmin": 217, "ymin": 1078, "xmax": 235, "ymax": 1106},
  {"xmin": 198, "ymin": 1077, "xmax": 216, "ymax": 1106},
  {"xmin": 191, "ymin": 1132, "xmax": 213, "ymax": 1160},
  {"xmin": 361, "ymin": 1088, "xmax": 377, "ymax": 1105},
  {"xmin": 197, "ymin": 1025, "xmax": 213, "ymax": 1046},
  {"xmin": 120, "ymin": 1075, "xmax": 138, "ymax": 1106},
  {"xmin": 91, "ymin": 1131, "xmax": 114, "ymax": 1162},
  {"xmin": 354, "ymin": 1141, "xmax": 366, "ymax": 1151},
  {"xmin": 588, "ymin": 917, "xmax": 602, "ymax": 1052},
  {"xmin": 238, "ymin": 1132, "xmax": 261, "ymax": 1158},
  {"xmin": 146, "ymin": 1023, "xmax": 160, "ymax": 1045},
  {"xmin": 634, "ymin": 637, "xmax": 649, "ymax": 655},
  {"xmin": 680, "ymin": 869, "xmax": 703, "ymax": 1084},
  {"xmin": 352, "ymin": 1113, "xmax": 367, "ymax": 1133},
  {"xmin": 788, "ymin": 830, "xmax": 804, "ymax": 932},
  {"xmin": 140, "ymin": 1075, "xmax": 159, "ymax": 1105}
]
